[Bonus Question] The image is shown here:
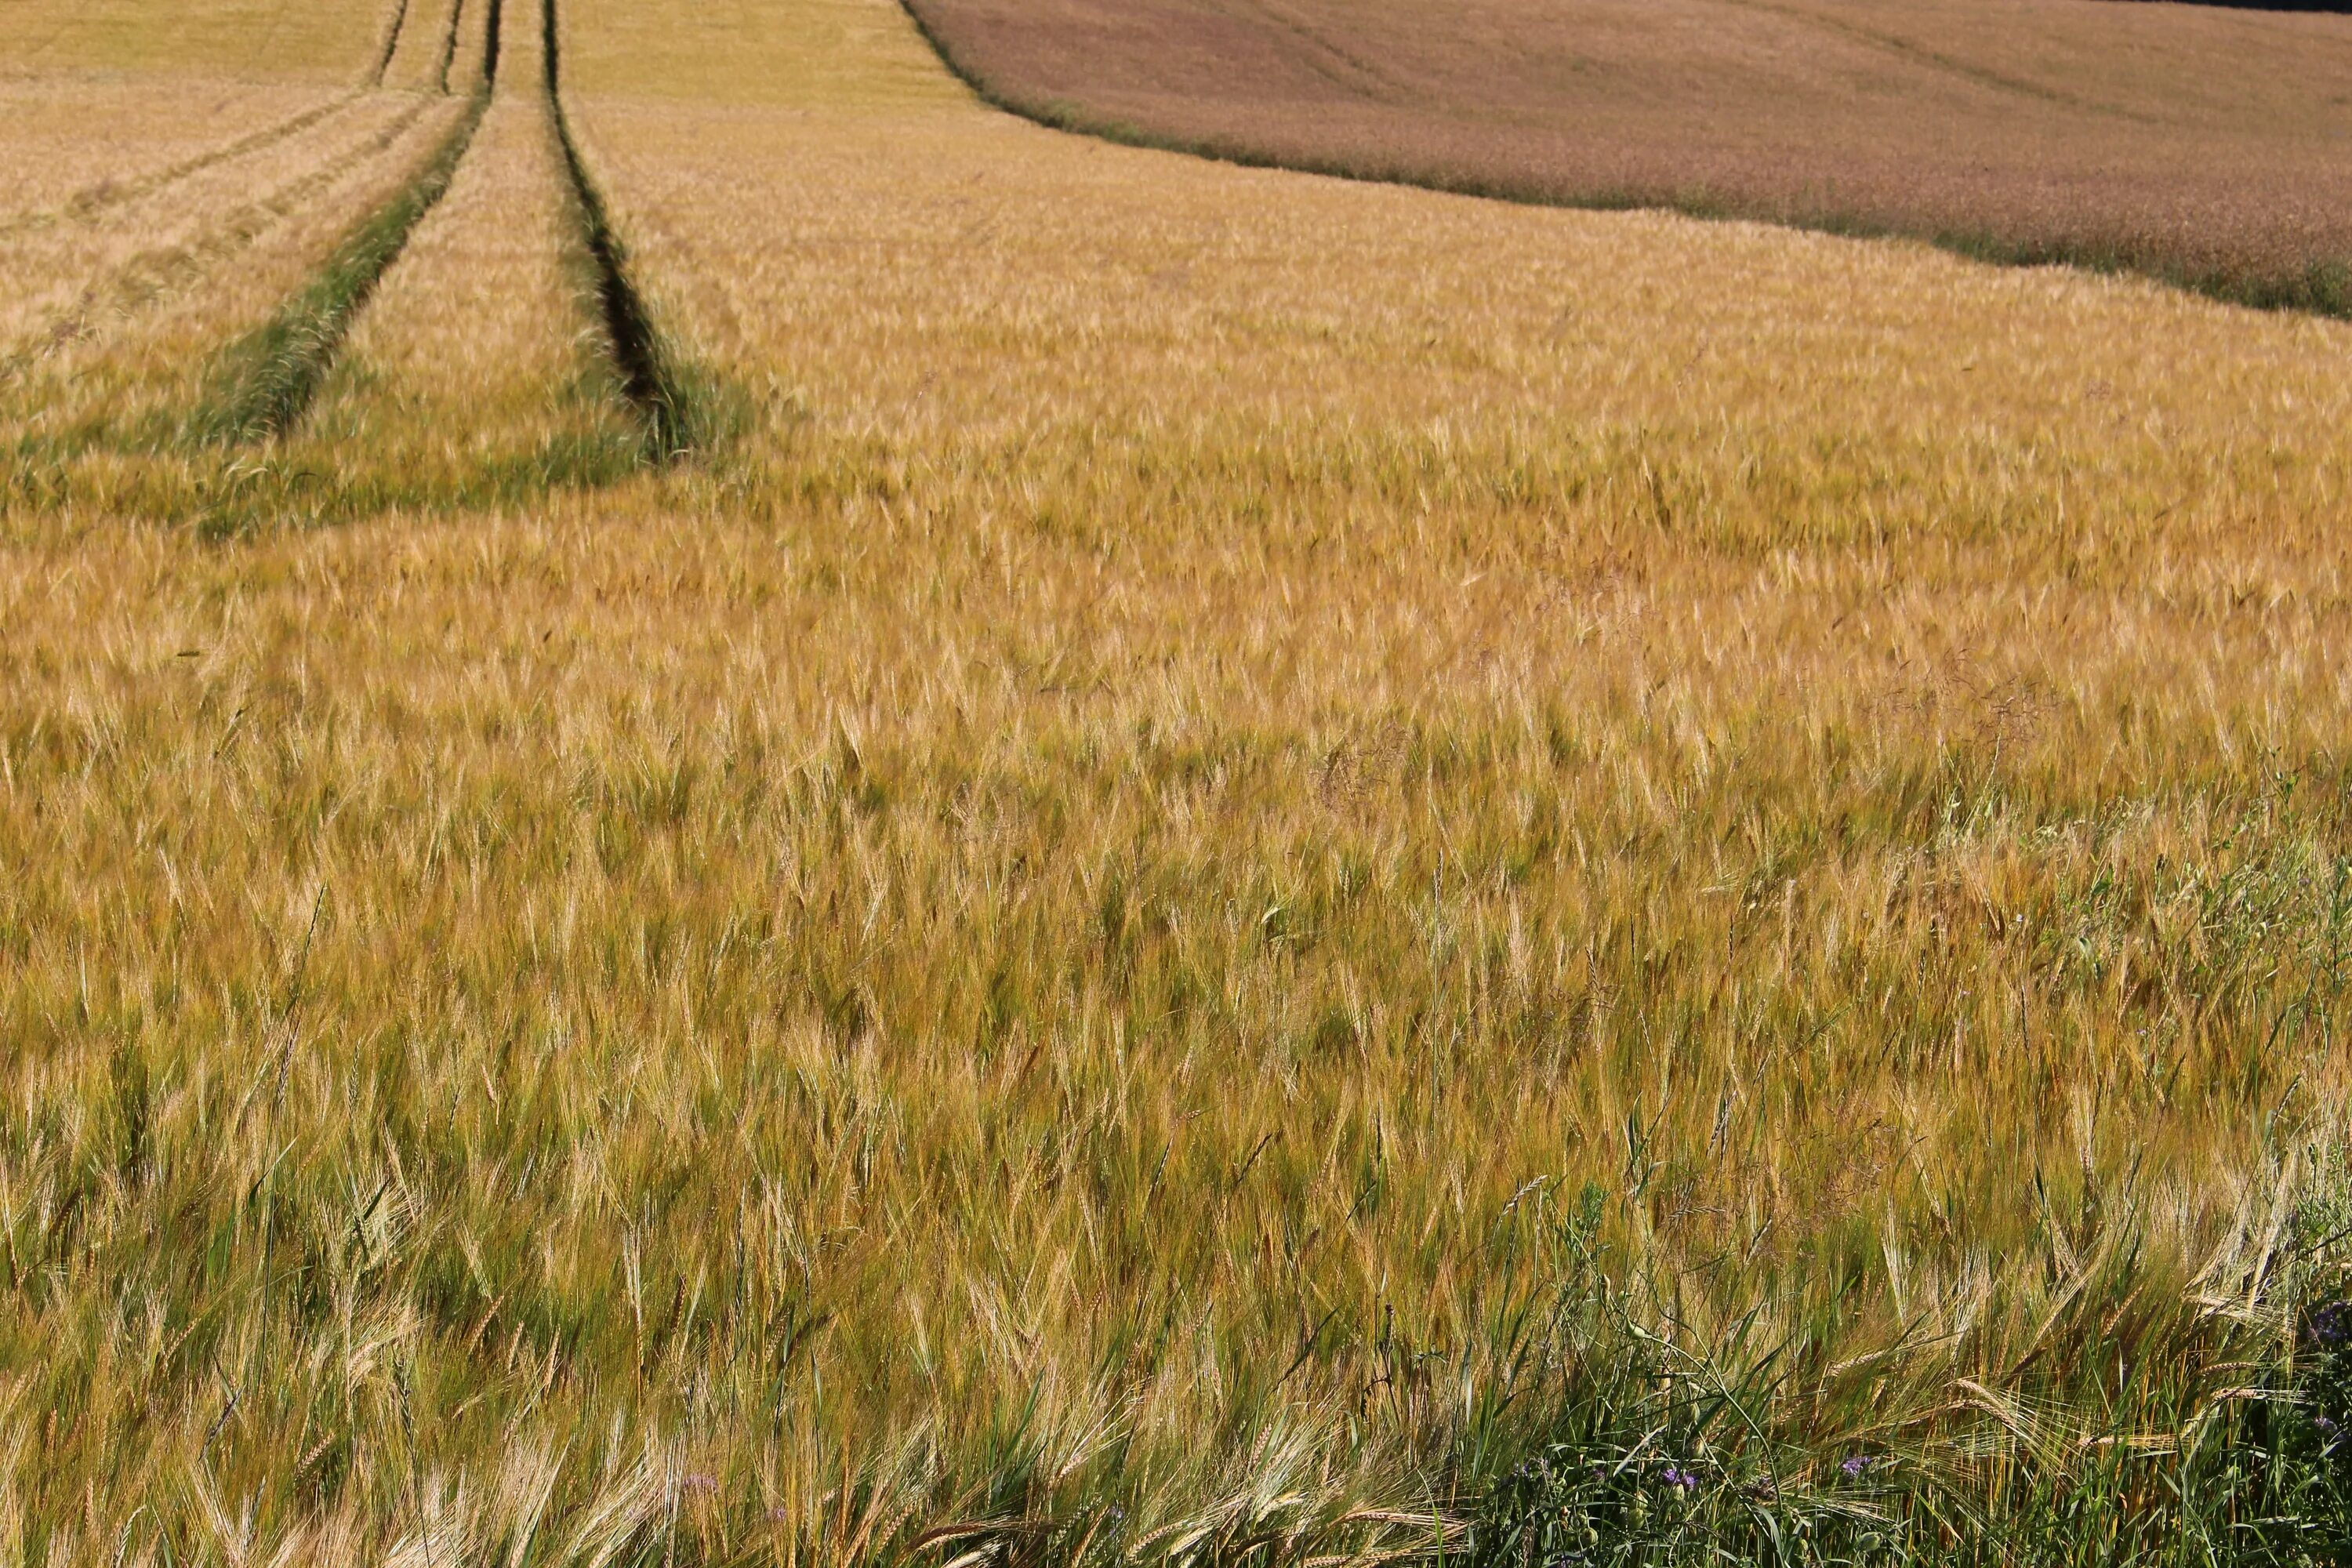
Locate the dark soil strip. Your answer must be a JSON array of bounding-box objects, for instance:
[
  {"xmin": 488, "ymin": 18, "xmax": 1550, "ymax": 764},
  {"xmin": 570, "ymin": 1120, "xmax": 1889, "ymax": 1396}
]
[
  {"xmin": 192, "ymin": 16, "xmax": 503, "ymax": 446},
  {"xmin": 539, "ymin": 0, "xmax": 696, "ymax": 458},
  {"xmin": 370, "ymin": 0, "xmax": 414, "ymax": 85}
]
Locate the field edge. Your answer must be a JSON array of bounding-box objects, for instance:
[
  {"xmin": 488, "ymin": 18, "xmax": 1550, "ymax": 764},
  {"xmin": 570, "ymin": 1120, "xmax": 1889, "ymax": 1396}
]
[{"xmin": 891, "ymin": 0, "xmax": 2352, "ymax": 324}]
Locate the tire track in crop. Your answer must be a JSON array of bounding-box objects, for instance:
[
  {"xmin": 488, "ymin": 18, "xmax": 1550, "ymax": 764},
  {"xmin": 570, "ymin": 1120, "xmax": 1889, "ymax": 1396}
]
[
  {"xmin": 192, "ymin": 0, "xmax": 503, "ymax": 444},
  {"xmin": 437, "ymin": 0, "xmax": 472, "ymax": 92},
  {"xmin": 371, "ymin": 0, "xmax": 416, "ymax": 85},
  {"xmin": 539, "ymin": 0, "xmax": 699, "ymax": 458},
  {"xmin": 1702, "ymin": 0, "xmax": 2169, "ymax": 124},
  {"xmin": 1217, "ymin": 0, "xmax": 1417, "ymax": 105},
  {"xmin": 2, "ymin": 96, "xmax": 445, "ymax": 379},
  {"xmin": 0, "ymin": 94, "xmax": 368, "ymax": 244}
]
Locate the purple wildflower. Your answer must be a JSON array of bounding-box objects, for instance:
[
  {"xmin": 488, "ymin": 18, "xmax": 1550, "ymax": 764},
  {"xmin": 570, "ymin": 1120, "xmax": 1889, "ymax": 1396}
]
[
  {"xmin": 2312, "ymin": 1301, "xmax": 2352, "ymax": 1348},
  {"xmin": 1840, "ymin": 1455, "xmax": 1874, "ymax": 1480},
  {"xmin": 1658, "ymin": 1464, "xmax": 1700, "ymax": 1492}
]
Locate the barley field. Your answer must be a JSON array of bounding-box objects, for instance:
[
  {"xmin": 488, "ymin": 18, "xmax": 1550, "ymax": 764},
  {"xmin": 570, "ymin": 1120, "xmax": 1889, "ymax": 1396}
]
[{"xmin": 4, "ymin": 0, "xmax": 2352, "ymax": 1562}]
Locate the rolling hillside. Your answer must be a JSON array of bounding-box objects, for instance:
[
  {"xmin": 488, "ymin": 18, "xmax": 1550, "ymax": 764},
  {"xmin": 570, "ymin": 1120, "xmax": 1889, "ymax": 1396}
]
[{"xmin": 903, "ymin": 0, "xmax": 2352, "ymax": 308}]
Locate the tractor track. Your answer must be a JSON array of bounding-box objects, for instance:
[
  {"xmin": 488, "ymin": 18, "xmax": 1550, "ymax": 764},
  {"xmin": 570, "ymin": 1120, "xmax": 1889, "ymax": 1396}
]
[
  {"xmin": 1, "ymin": 0, "xmax": 454, "ymax": 244},
  {"xmin": 539, "ymin": 0, "xmax": 696, "ymax": 457},
  {"xmin": 0, "ymin": 93, "xmax": 371, "ymax": 245},
  {"xmin": 437, "ymin": 0, "xmax": 473, "ymax": 93},
  {"xmin": 2, "ymin": 95, "xmax": 448, "ymax": 382},
  {"xmin": 31, "ymin": 0, "xmax": 702, "ymax": 474},
  {"xmin": 192, "ymin": 0, "xmax": 504, "ymax": 445},
  {"xmin": 371, "ymin": 0, "xmax": 416, "ymax": 86}
]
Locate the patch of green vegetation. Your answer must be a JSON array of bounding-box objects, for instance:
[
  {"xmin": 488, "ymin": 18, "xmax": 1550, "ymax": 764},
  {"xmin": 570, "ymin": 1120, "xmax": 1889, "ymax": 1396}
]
[{"xmin": 1457, "ymin": 1181, "xmax": 2352, "ymax": 1566}]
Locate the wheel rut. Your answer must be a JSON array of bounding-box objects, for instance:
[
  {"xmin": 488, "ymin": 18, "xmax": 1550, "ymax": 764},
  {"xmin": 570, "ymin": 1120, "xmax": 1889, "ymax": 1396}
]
[
  {"xmin": 4, "ymin": 94, "xmax": 445, "ymax": 377},
  {"xmin": 539, "ymin": 0, "xmax": 697, "ymax": 459},
  {"xmin": 192, "ymin": 0, "xmax": 504, "ymax": 445},
  {"xmin": 370, "ymin": 0, "xmax": 416, "ymax": 86},
  {"xmin": 0, "ymin": 95, "xmax": 368, "ymax": 245},
  {"xmin": 21, "ymin": 0, "xmax": 704, "ymax": 496},
  {"xmin": 437, "ymin": 0, "xmax": 472, "ymax": 92}
]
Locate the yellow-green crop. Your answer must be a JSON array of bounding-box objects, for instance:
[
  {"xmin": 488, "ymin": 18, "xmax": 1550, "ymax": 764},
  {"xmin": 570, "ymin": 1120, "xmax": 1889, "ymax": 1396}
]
[{"xmin": 2, "ymin": 0, "xmax": 2351, "ymax": 1560}]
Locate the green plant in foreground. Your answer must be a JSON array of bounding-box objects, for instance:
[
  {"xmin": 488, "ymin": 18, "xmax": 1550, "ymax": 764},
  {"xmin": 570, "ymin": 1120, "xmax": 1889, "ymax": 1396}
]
[{"xmin": 1457, "ymin": 1178, "xmax": 2352, "ymax": 1568}]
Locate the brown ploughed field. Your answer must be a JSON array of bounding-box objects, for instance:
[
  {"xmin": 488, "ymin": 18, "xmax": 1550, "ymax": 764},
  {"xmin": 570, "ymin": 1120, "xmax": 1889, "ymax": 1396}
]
[{"xmin": 903, "ymin": 0, "xmax": 2352, "ymax": 307}]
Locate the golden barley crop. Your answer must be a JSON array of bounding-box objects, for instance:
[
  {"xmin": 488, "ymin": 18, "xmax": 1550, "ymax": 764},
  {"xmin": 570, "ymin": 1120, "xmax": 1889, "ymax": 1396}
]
[
  {"xmin": 283, "ymin": 0, "xmax": 642, "ymax": 506},
  {"xmin": 1, "ymin": 0, "xmax": 2350, "ymax": 1560},
  {"xmin": 0, "ymin": 79, "xmax": 356, "ymax": 220}
]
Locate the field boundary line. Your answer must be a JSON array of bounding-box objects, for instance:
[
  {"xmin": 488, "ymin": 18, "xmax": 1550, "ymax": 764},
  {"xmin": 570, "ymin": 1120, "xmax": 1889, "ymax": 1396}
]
[
  {"xmin": 891, "ymin": 0, "xmax": 2352, "ymax": 321},
  {"xmin": 539, "ymin": 0, "xmax": 701, "ymax": 459}
]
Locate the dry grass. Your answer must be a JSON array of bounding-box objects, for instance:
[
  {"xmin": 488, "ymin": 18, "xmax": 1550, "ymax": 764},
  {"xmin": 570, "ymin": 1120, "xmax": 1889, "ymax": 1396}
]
[
  {"xmin": 2, "ymin": 0, "xmax": 2352, "ymax": 1559},
  {"xmin": 899, "ymin": 0, "xmax": 2352, "ymax": 308}
]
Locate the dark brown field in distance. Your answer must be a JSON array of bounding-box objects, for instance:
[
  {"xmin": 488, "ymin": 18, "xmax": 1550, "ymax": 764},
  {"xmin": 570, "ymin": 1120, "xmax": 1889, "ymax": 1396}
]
[{"xmin": 902, "ymin": 0, "xmax": 2352, "ymax": 303}]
